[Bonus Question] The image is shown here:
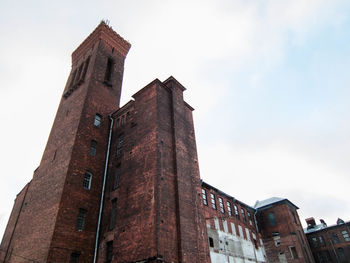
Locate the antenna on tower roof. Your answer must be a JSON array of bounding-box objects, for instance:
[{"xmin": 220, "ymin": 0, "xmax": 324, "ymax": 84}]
[{"xmin": 102, "ymin": 19, "xmax": 110, "ymax": 26}]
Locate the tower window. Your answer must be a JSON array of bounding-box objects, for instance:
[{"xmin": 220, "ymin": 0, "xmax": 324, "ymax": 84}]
[
  {"xmin": 106, "ymin": 241, "xmax": 113, "ymax": 263},
  {"xmin": 342, "ymin": 230, "xmax": 350, "ymax": 241},
  {"xmin": 210, "ymin": 193, "xmax": 216, "ymax": 210},
  {"xmin": 248, "ymin": 212, "xmax": 253, "ymax": 225},
  {"xmin": 89, "ymin": 140, "xmax": 97, "ymax": 156},
  {"xmin": 83, "ymin": 172, "xmax": 92, "ymax": 190},
  {"xmin": 110, "ymin": 199, "xmax": 117, "ymax": 230},
  {"xmin": 69, "ymin": 253, "xmax": 80, "ymax": 263},
  {"xmin": 76, "ymin": 208, "xmax": 87, "ymax": 231},
  {"xmin": 227, "ymin": 202, "xmax": 232, "ymax": 216},
  {"xmin": 116, "ymin": 134, "xmax": 124, "ymax": 157},
  {"xmin": 333, "ymin": 233, "xmax": 340, "ymax": 243},
  {"xmin": 113, "ymin": 165, "xmax": 121, "ymax": 189},
  {"xmin": 268, "ymin": 212, "xmax": 276, "ymax": 226},
  {"xmin": 94, "ymin": 114, "xmax": 102, "ymax": 127},
  {"xmin": 202, "ymin": 189, "xmax": 208, "ymax": 206},
  {"xmin": 104, "ymin": 58, "xmax": 114, "ymax": 84},
  {"xmin": 218, "ymin": 197, "xmax": 225, "ymax": 214}
]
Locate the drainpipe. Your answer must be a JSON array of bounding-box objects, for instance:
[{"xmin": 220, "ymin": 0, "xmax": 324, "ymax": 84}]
[{"xmin": 93, "ymin": 115, "xmax": 114, "ymax": 263}]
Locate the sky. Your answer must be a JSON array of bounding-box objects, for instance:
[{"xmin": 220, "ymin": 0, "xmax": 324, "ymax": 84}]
[{"xmin": 1, "ymin": 0, "xmax": 350, "ymax": 240}]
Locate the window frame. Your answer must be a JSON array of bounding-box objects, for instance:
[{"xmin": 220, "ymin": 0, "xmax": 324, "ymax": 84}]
[
  {"xmin": 210, "ymin": 193, "xmax": 216, "ymax": 210},
  {"xmin": 83, "ymin": 171, "xmax": 92, "ymax": 190}
]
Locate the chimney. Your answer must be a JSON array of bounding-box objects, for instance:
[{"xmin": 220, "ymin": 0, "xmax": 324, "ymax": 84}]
[{"xmin": 306, "ymin": 217, "xmax": 316, "ymax": 230}]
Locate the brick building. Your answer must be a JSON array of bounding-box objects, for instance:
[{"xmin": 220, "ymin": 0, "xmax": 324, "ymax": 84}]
[
  {"xmin": 255, "ymin": 198, "xmax": 314, "ymax": 263},
  {"xmin": 1, "ymin": 22, "xmax": 314, "ymax": 263},
  {"xmin": 305, "ymin": 217, "xmax": 350, "ymax": 262}
]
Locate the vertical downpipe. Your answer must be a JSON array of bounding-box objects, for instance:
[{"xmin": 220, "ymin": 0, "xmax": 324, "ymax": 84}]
[{"xmin": 93, "ymin": 115, "xmax": 114, "ymax": 263}]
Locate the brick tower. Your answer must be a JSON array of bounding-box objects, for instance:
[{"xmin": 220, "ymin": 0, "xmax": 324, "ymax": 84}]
[{"xmin": 0, "ymin": 22, "xmax": 210, "ymax": 263}]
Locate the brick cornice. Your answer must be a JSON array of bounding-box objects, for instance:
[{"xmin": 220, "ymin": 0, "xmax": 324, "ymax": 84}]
[{"xmin": 72, "ymin": 21, "xmax": 131, "ymax": 63}]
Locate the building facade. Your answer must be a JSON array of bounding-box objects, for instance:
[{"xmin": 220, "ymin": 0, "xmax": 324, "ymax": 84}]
[
  {"xmin": 305, "ymin": 218, "xmax": 350, "ymax": 263},
  {"xmin": 255, "ymin": 198, "xmax": 314, "ymax": 263},
  {"xmin": 1, "ymin": 22, "xmax": 315, "ymax": 263}
]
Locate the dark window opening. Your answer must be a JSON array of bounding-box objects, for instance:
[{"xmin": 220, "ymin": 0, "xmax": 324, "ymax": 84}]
[
  {"xmin": 290, "ymin": 246, "xmax": 299, "ymax": 259},
  {"xmin": 268, "ymin": 212, "xmax": 276, "ymax": 226},
  {"xmin": 209, "ymin": 237, "xmax": 214, "ymax": 247},
  {"xmin": 110, "ymin": 199, "xmax": 117, "ymax": 230},
  {"xmin": 338, "ymin": 247, "xmax": 345, "ymax": 261},
  {"xmin": 106, "ymin": 241, "xmax": 113, "ymax": 263},
  {"xmin": 116, "ymin": 118, "xmax": 120, "ymax": 128},
  {"xmin": 89, "ymin": 140, "xmax": 97, "ymax": 156},
  {"xmin": 342, "ymin": 230, "xmax": 350, "ymax": 241},
  {"xmin": 104, "ymin": 58, "xmax": 114, "ymax": 84},
  {"xmin": 116, "ymin": 134, "xmax": 124, "ymax": 157},
  {"xmin": 126, "ymin": 112, "xmax": 130, "ymax": 122},
  {"xmin": 319, "ymin": 235, "xmax": 325, "ymax": 246},
  {"xmin": 202, "ymin": 189, "xmax": 208, "ymax": 206},
  {"xmin": 83, "ymin": 172, "xmax": 92, "ymax": 190},
  {"xmin": 94, "ymin": 114, "xmax": 102, "ymax": 127},
  {"xmin": 241, "ymin": 208, "xmax": 246, "ymax": 223},
  {"xmin": 76, "ymin": 208, "xmax": 87, "ymax": 231},
  {"xmin": 113, "ymin": 165, "xmax": 121, "ymax": 189},
  {"xmin": 333, "ymin": 233, "xmax": 340, "ymax": 244},
  {"xmin": 248, "ymin": 211, "xmax": 253, "ymax": 225},
  {"xmin": 121, "ymin": 115, "xmax": 125, "ymax": 125},
  {"xmin": 234, "ymin": 205, "xmax": 240, "ymax": 220},
  {"xmin": 69, "ymin": 253, "xmax": 80, "ymax": 263}
]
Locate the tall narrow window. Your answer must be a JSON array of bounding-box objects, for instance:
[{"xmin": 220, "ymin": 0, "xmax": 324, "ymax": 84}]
[
  {"xmin": 83, "ymin": 172, "xmax": 92, "ymax": 190},
  {"xmin": 89, "ymin": 140, "xmax": 97, "ymax": 156},
  {"xmin": 333, "ymin": 233, "xmax": 340, "ymax": 243},
  {"xmin": 104, "ymin": 58, "xmax": 114, "ymax": 84},
  {"xmin": 227, "ymin": 202, "xmax": 232, "ymax": 216},
  {"xmin": 248, "ymin": 212, "xmax": 253, "ymax": 225},
  {"xmin": 210, "ymin": 193, "xmax": 216, "ymax": 210},
  {"xmin": 337, "ymin": 247, "xmax": 345, "ymax": 261},
  {"xmin": 268, "ymin": 212, "xmax": 276, "ymax": 226},
  {"xmin": 110, "ymin": 199, "xmax": 117, "ymax": 230},
  {"xmin": 94, "ymin": 114, "xmax": 102, "ymax": 127},
  {"xmin": 80, "ymin": 57, "xmax": 90, "ymax": 81},
  {"xmin": 113, "ymin": 165, "xmax": 121, "ymax": 189},
  {"xmin": 234, "ymin": 205, "xmax": 240, "ymax": 219},
  {"xmin": 126, "ymin": 112, "xmax": 130, "ymax": 123},
  {"xmin": 290, "ymin": 246, "xmax": 299, "ymax": 259},
  {"xmin": 319, "ymin": 235, "xmax": 325, "ymax": 246},
  {"xmin": 70, "ymin": 69, "xmax": 77, "ymax": 88},
  {"xmin": 69, "ymin": 253, "xmax": 80, "ymax": 263},
  {"xmin": 241, "ymin": 208, "xmax": 246, "ymax": 223},
  {"xmin": 76, "ymin": 208, "xmax": 87, "ymax": 231},
  {"xmin": 209, "ymin": 237, "xmax": 214, "ymax": 247},
  {"xmin": 76, "ymin": 63, "xmax": 84, "ymax": 83},
  {"xmin": 106, "ymin": 241, "xmax": 113, "ymax": 263},
  {"xmin": 202, "ymin": 189, "xmax": 208, "ymax": 206},
  {"xmin": 218, "ymin": 197, "xmax": 225, "ymax": 214},
  {"xmin": 116, "ymin": 134, "xmax": 124, "ymax": 157}
]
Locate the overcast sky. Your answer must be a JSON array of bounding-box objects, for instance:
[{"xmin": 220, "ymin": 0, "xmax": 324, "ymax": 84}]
[{"xmin": 1, "ymin": 0, "xmax": 350, "ymax": 240}]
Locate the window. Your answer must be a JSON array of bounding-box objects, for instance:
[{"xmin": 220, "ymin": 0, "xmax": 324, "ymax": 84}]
[
  {"xmin": 241, "ymin": 208, "xmax": 246, "ymax": 223},
  {"xmin": 210, "ymin": 193, "xmax": 216, "ymax": 210},
  {"xmin": 248, "ymin": 212, "xmax": 253, "ymax": 225},
  {"xmin": 319, "ymin": 235, "xmax": 325, "ymax": 246},
  {"xmin": 76, "ymin": 208, "xmax": 87, "ymax": 231},
  {"xmin": 337, "ymin": 247, "xmax": 345, "ymax": 261},
  {"xmin": 83, "ymin": 172, "xmax": 92, "ymax": 190},
  {"xmin": 121, "ymin": 115, "xmax": 125, "ymax": 125},
  {"xmin": 70, "ymin": 69, "xmax": 77, "ymax": 88},
  {"xmin": 227, "ymin": 202, "xmax": 232, "ymax": 216},
  {"xmin": 69, "ymin": 253, "xmax": 80, "ymax": 263},
  {"xmin": 104, "ymin": 58, "xmax": 114, "ymax": 84},
  {"xmin": 209, "ymin": 237, "xmax": 214, "ymax": 247},
  {"xmin": 110, "ymin": 199, "xmax": 117, "ymax": 230},
  {"xmin": 311, "ymin": 237, "xmax": 318, "ymax": 248},
  {"xmin": 116, "ymin": 118, "xmax": 120, "ymax": 128},
  {"xmin": 234, "ymin": 205, "xmax": 240, "ymax": 219},
  {"xmin": 89, "ymin": 140, "xmax": 97, "ymax": 156},
  {"xmin": 342, "ymin": 230, "xmax": 350, "ymax": 241},
  {"xmin": 273, "ymin": 233, "xmax": 281, "ymax": 246},
  {"xmin": 126, "ymin": 112, "xmax": 130, "ymax": 122},
  {"xmin": 94, "ymin": 114, "xmax": 102, "ymax": 127},
  {"xmin": 290, "ymin": 246, "xmax": 298, "ymax": 259},
  {"xmin": 116, "ymin": 134, "xmax": 124, "ymax": 157},
  {"xmin": 202, "ymin": 189, "xmax": 208, "ymax": 206},
  {"xmin": 333, "ymin": 233, "xmax": 340, "ymax": 244},
  {"xmin": 113, "ymin": 165, "xmax": 121, "ymax": 189},
  {"xmin": 268, "ymin": 212, "xmax": 276, "ymax": 226},
  {"xmin": 218, "ymin": 197, "xmax": 225, "ymax": 213},
  {"xmin": 106, "ymin": 241, "xmax": 113, "ymax": 263}
]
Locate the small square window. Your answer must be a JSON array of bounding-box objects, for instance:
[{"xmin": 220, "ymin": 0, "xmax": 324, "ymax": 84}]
[
  {"xmin": 94, "ymin": 114, "xmax": 102, "ymax": 127},
  {"xmin": 69, "ymin": 253, "xmax": 80, "ymax": 263}
]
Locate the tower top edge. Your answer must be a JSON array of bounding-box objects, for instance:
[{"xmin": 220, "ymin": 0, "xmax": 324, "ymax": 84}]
[{"xmin": 72, "ymin": 21, "xmax": 131, "ymax": 63}]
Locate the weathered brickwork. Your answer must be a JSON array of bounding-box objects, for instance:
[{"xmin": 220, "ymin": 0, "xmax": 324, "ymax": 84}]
[{"xmin": 256, "ymin": 199, "xmax": 314, "ymax": 263}]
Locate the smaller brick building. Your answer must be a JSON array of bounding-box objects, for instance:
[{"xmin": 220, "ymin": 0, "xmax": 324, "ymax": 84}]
[
  {"xmin": 255, "ymin": 197, "xmax": 314, "ymax": 263},
  {"xmin": 305, "ymin": 217, "xmax": 350, "ymax": 263}
]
